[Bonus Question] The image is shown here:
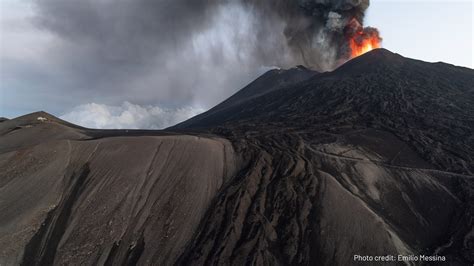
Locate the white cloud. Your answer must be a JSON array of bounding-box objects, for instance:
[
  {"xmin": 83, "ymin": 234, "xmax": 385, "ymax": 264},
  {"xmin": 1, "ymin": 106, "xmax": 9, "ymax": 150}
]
[{"xmin": 60, "ymin": 102, "xmax": 205, "ymax": 129}]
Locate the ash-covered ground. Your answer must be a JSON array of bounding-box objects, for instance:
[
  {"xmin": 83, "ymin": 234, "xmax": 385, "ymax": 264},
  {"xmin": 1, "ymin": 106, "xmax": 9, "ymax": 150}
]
[{"xmin": 1, "ymin": 49, "xmax": 473, "ymax": 265}]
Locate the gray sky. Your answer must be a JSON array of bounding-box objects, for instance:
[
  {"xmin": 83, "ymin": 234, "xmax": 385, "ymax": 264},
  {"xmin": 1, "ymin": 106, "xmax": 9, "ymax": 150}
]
[{"xmin": 1, "ymin": 0, "xmax": 472, "ymax": 128}]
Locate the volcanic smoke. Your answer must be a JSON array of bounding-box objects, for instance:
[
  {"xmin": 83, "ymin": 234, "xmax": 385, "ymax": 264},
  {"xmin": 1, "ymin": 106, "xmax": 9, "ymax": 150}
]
[
  {"xmin": 241, "ymin": 0, "xmax": 383, "ymax": 70},
  {"xmin": 35, "ymin": 0, "xmax": 382, "ymax": 72}
]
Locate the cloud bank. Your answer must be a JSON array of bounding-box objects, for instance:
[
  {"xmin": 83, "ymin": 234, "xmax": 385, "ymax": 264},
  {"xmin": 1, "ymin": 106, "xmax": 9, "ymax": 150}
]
[
  {"xmin": 60, "ymin": 102, "xmax": 204, "ymax": 129},
  {"xmin": 2, "ymin": 1, "xmax": 270, "ymax": 121}
]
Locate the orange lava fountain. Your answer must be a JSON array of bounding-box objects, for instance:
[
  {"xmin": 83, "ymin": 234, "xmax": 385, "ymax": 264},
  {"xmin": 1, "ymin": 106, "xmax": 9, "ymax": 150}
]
[
  {"xmin": 346, "ymin": 17, "xmax": 382, "ymax": 58},
  {"xmin": 349, "ymin": 30, "xmax": 382, "ymax": 58}
]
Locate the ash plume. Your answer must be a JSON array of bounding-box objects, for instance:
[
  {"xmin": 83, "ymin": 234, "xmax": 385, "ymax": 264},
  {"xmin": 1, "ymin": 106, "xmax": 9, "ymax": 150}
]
[
  {"xmin": 29, "ymin": 0, "xmax": 380, "ymax": 113},
  {"xmin": 240, "ymin": 0, "xmax": 379, "ymax": 69},
  {"xmin": 34, "ymin": 0, "xmax": 378, "ymax": 72}
]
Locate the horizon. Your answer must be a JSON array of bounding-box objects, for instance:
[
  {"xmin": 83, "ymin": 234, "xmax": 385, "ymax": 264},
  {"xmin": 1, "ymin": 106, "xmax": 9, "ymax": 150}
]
[
  {"xmin": 3, "ymin": 47, "xmax": 470, "ymax": 126},
  {"xmin": 1, "ymin": 0, "xmax": 472, "ymax": 126}
]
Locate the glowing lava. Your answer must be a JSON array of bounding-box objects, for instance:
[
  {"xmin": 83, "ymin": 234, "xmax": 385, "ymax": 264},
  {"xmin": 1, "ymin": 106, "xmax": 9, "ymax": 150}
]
[
  {"xmin": 349, "ymin": 30, "xmax": 382, "ymax": 58},
  {"xmin": 346, "ymin": 18, "xmax": 382, "ymax": 58}
]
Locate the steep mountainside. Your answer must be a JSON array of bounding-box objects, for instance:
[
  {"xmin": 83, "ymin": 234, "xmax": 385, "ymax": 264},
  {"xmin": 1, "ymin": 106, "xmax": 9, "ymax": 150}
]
[
  {"xmin": 175, "ymin": 49, "xmax": 474, "ymax": 265},
  {"xmin": 176, "ymin": 66, "xmax": 318, "ymax": 129},
  {"xmin": 1, "ymin": 49, "xmax": 473, "ymax": 265}
]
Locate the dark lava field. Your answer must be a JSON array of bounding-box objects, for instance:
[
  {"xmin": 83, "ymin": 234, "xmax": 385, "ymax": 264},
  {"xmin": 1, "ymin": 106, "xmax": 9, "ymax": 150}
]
[{"xmin": 1, "ymin": 49, "xmax": 473, "ymax": 265}]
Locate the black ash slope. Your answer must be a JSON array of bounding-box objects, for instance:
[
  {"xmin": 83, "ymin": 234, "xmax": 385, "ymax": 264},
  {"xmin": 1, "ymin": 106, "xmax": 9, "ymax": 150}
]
[{"xmin": 174, "ymin": 48, "xmax": 474, "ymax": 265}]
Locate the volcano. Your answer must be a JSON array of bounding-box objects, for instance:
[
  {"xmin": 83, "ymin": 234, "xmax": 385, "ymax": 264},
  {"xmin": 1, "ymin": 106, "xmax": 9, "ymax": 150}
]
[{"xmin": 1, "ymin": 49, "xmax": 473, "ymax": 265}]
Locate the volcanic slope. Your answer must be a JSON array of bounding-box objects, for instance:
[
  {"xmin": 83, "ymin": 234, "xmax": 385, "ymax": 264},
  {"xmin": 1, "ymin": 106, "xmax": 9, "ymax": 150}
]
[
  {"xmin": 0, "ymin": 113, "xmax": 238, "ymax": 265},
  {"xmin": 0, "ymin": 49, "xmax": 473, "ymax": 265},
  {"xmin": 174, "ymin": 49, "xmax": 474, "ymax": 265}
]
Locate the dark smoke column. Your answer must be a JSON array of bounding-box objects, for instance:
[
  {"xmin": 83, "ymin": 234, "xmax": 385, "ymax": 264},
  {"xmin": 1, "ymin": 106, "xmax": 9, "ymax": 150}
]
[
  {"xmin": 34, "ymin": 0, "xmax": 381, "ymax": 76},
  {"xmin": 243, "ymin": 0, "xmax": 382, "ymax": 70}
]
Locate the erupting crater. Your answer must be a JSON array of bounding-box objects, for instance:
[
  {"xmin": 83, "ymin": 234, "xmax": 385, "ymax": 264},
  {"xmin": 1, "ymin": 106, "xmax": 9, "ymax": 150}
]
[{"xmin": 347, "ymin": 19, "xmax": 382, "ymax": 58}]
